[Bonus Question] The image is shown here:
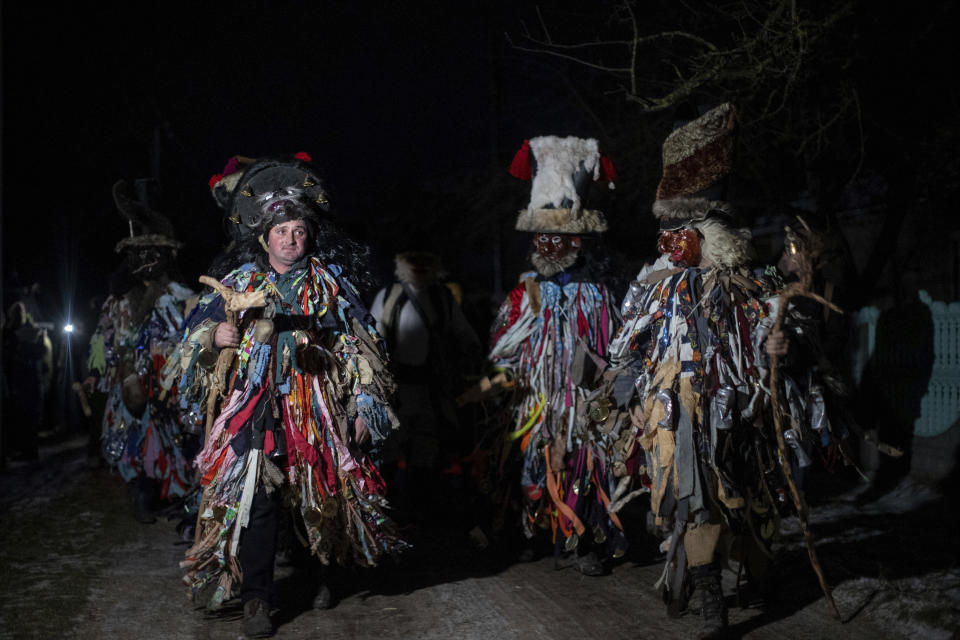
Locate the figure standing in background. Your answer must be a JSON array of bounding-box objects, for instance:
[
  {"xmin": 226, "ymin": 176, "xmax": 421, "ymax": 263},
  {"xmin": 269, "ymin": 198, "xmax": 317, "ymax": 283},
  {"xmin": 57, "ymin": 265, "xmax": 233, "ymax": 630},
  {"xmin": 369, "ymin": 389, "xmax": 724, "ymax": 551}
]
[
  {"xmin": 370, "ymin": 251, "xmax": 482, "ymax": 526},
  {"xmin": 2, "ymin": 301, "xmax": 50, "ymax": 463},
  {"xmin": 84, "ymin": 179, "xmax": 198, "ymax": 523},
  {"xmin": 479, "ymin": 135, "xmax": 626, "ymax": 574}
]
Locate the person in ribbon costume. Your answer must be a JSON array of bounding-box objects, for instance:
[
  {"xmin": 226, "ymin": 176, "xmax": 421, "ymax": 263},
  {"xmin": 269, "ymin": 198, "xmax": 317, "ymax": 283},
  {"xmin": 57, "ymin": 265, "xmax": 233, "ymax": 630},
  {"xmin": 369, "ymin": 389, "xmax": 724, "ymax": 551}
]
[
  {"xmin": 482, "ymin": 135, "xmax": 626, "ymax": 575},
  {"xmin": 85, "ymin": 178, "xmax": 198, "ymax": 524},
  {"xmin": 178, "ymin": 153, "xmax": 406, "ymax": 638},
  {"xmin": 607, "ymin": 103, "xmax": 830, "ymax": 639}
]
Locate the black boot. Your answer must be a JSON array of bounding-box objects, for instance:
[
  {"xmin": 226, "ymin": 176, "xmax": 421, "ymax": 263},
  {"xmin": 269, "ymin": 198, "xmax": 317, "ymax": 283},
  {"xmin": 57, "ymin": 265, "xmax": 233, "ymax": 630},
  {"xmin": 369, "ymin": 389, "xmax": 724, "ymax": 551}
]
[
  {"xmin": 690, "ymin": 562, "xmax": 728, "ymax": 639},
  {"xmin": 554, "ymin": 550, "xmax": 606, "ymax": 575},
  {"xmin": 242, "ymin": 598, "xmax": 273, "ymax": 638}
]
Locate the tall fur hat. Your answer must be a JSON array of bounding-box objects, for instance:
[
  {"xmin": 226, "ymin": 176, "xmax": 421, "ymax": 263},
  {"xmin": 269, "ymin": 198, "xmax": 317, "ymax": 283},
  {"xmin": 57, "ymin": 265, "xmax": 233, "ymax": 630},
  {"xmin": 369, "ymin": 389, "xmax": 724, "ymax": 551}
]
[
  {"xmin": 112, "ymin": 179, "xmax": 184, "ymax": 254},
  {"xmin": 653, "ymin": 102, "xmax": 737, "ymax": 231},
  {"xmin": 509, "ymin": 136, "xmax": 616, "ymax": 234},
  {"xmin": 208, "ymin": 152, "xmax": 330, "ymax": 234}
]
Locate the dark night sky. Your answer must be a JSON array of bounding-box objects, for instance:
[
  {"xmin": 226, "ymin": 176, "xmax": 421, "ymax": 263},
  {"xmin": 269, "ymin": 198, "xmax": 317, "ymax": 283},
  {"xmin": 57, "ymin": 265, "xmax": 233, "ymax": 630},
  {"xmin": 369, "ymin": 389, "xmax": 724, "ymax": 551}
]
[
  {"xmin": 4, "ymin": 2, "xmax": 959, "ymax": 332},
  {"xmin": 2, "ymin": 2, "xmax": 608, "ymax": 332}
]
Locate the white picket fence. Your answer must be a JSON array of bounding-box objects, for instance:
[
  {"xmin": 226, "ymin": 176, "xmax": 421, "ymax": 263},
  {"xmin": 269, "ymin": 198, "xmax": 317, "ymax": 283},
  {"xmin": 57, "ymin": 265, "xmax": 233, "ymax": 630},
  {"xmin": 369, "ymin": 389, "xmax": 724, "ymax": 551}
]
[{"xmin": 849, "ymin": 290, "xmax": 960, "ymax": 437}]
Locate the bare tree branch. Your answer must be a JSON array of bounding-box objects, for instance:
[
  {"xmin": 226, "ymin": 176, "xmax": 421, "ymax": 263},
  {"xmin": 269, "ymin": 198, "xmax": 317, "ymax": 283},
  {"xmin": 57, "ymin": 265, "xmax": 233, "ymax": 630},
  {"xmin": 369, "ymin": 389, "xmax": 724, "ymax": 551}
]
[{"xmin": 535, "ymin": 5, "xmax": 552, "ymax": 45}]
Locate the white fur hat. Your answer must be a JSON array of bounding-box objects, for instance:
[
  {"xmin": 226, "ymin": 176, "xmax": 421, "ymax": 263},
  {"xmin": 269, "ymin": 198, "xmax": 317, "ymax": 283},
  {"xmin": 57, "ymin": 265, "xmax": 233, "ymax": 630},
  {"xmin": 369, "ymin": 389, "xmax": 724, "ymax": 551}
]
[{"xmin": 509, "ymin": 135, "xmax": 616, "ymax": 234}]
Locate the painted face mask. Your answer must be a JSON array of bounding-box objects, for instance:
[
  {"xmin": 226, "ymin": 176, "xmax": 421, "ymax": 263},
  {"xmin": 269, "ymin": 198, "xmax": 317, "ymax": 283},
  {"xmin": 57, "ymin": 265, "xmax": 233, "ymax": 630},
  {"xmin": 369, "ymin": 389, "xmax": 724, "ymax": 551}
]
[
  {"xmin": 657, "ymin": 228, "xmax": 701, "ymax": 267},
  {"xmin": 531, "ymin": 233, "xmax": 582, "ymax": 277},
  {"xmin": 533, "ymin": 233, "xmax": 581, "ymax": 260}
]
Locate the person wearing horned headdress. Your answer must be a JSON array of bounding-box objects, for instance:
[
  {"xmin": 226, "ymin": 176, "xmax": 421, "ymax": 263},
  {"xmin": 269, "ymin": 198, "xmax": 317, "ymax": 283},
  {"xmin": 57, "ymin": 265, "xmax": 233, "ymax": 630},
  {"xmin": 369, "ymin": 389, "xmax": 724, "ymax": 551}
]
[{"xmin": 178, "ymin": 153, "xmax": 406, "ymax": 638}]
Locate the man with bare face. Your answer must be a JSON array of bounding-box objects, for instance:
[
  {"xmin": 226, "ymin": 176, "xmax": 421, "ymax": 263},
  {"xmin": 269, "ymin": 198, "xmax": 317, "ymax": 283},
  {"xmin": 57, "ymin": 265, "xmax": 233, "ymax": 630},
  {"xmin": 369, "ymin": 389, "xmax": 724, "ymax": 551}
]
[{"xmin": 179, "ymin": 154, "xmax": 406, "ymax": 638}]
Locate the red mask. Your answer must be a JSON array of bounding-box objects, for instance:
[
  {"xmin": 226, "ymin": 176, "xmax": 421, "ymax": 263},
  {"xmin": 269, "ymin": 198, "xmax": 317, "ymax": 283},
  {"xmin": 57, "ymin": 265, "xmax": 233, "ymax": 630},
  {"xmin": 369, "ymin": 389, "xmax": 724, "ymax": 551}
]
[
  {"xmin": 533, "ymin": 233, "xmax": 581, "ymax": 260},
  {"xmin": 657, "ymin": 229, "xmax": 701, "ymax": 267}
]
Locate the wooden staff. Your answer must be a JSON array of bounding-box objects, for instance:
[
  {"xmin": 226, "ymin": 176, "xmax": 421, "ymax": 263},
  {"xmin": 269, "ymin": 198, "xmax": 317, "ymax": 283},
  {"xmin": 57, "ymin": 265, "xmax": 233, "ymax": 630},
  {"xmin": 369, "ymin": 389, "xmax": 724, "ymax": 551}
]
[
  {"xmin": 197, "ymin": 276, "xmax": 268, "ymax": 440},
  {"xmin": 193, "ymin": 275, "xmax": 268, "ymax": 545},
  {"xmin": 767, "ymin": 218, "xmax": 844, "ymax": 620}
]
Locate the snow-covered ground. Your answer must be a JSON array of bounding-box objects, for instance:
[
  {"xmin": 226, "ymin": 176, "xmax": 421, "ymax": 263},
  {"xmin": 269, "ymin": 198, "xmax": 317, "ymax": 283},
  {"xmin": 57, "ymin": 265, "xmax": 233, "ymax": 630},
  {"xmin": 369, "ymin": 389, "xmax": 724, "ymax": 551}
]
[{"xmin": 779, "ymin": 478, "xmax": 960, "ymax": 639}]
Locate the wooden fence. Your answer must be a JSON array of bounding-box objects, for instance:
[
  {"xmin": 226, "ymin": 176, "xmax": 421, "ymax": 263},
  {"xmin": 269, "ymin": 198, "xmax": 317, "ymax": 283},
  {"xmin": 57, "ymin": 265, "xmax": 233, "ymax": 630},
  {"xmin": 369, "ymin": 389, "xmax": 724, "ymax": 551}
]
[{"xmin": 848, "ymin": 290, "xmax": 960, "ymax": 438}]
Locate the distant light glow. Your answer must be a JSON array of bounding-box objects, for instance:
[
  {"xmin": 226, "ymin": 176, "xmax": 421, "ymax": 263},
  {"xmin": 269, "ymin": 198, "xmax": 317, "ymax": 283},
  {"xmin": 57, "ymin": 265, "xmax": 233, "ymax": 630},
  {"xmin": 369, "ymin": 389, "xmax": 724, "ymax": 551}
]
[{"xmin": 64, "ymin": 324, "xmax": 75, "ymax": 333}]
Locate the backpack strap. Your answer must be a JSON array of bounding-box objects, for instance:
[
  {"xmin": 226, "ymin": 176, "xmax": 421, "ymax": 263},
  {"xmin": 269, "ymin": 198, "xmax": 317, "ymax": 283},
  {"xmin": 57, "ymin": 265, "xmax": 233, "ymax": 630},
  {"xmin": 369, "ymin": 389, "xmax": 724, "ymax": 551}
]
[{"xmin": 380, "ymin": 283, "xmax": 406, "ymax": 348}]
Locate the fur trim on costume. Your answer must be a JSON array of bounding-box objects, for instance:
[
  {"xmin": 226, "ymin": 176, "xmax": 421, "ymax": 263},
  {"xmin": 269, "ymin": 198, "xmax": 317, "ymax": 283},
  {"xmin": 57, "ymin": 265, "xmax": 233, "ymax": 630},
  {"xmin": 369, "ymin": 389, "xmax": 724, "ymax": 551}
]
[
  {"xmin": 211, "ymin": 172, "xmax": 245, "ymax": 213},
  {"xmin": 515, "ymin": 208, "xmax": 608, "ymax": 234},
  {"xmin": 692, "ymin": 217, "xmax": 753, "ymax": 269},
  {"xmin": 114, "ymin": 234, "xmax": 183, "ymax": 254},
  {"xmin": 652, "ymin": 198, "xmax": 731, "ymax": 226}
]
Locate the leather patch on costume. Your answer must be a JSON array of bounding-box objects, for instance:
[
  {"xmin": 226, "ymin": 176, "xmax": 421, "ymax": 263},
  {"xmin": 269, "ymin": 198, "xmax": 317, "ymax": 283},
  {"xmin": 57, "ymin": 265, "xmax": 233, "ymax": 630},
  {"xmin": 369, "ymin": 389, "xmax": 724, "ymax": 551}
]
[
  {"xmin": 524, "ymin": 276, "xmax": 541, "ymax": 315},
  {"xmin": 684, "ymin": 521, "xmax": 722, "ymax": 567}
]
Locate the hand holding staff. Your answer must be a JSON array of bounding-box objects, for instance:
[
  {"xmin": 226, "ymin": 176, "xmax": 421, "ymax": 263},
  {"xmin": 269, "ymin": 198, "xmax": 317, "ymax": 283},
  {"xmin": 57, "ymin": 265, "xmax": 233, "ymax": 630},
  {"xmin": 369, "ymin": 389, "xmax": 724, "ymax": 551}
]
[
  {"xmin": 193, "ymin": 275, "xmax": 269, "ymax": 546},
  {"xmin": 197, "ymin": 275, "xmax": 269, "ymax": 438}
]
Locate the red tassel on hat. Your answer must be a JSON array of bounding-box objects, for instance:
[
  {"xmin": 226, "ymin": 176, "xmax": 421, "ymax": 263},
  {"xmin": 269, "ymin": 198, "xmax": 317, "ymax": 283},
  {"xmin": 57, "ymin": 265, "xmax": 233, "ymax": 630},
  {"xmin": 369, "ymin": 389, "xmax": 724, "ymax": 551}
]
[
  {"xmin": 509, "ymin": 139, "xmax": 532, "ymax": 180},
  {"xmin": 208, "ymin": 173, "xmax": 224, "ymax": 188},
  {"xmin": 599, "ymin": 153, "xmax": 618, "ymax": 184},
  {"xmin": 294, "ymin": 151, "xmax": 312, "ymax": 162}
]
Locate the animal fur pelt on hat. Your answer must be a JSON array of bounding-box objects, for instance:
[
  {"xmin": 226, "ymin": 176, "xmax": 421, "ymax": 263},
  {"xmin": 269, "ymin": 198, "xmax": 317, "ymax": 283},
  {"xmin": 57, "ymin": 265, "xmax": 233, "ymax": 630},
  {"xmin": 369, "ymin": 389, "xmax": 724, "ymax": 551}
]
[
  {"xmin": 515, "ymin": 207, "xmax": 608, "ymax": 234},
  {"xmin": 528, "ymin": 136, "xmax": 598, "ymax": 211},
  {"xmin": 112, "ymin": 180, "xmax": 183, "ymax": 253},
  {"xmin": 114, "ymin": 234, "xmax": 183, "ymax": 254},
  {"xmin": 652, "ymin": 102, "xmax": 736, "ymax": 225},
  {"xmin": 515, "ymin": 135, "xmax": 608, "ymax": 234},
  {"xmin": 692, "ymin": 216, "xmax": 753, "ymax": 270},
  {"xmin": 652, "ymin": 198, "xmax": 731, "ymax": 228}
]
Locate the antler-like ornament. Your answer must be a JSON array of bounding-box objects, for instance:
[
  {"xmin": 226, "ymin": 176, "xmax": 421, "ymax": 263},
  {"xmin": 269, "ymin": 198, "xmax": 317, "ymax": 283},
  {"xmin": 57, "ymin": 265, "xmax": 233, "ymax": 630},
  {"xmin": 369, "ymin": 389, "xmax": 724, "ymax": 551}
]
[{"xmin": 197, "ymin": 275, "xmax": 269, "ymax": 436}]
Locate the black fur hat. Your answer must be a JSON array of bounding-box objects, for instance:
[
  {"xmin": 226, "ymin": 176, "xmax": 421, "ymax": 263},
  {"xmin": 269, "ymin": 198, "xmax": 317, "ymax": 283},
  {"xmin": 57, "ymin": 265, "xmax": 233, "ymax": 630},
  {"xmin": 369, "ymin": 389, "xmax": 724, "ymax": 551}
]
[{"xmin": 209, "ymin": 152, "xmax": 330, "ymax": 235}]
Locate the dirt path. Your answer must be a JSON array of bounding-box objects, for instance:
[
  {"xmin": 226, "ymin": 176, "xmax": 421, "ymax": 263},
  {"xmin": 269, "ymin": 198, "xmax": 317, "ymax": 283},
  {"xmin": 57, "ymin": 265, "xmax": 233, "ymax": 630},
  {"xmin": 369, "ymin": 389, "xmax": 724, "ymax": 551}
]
[{"xmin": 1, "ymin": 435, "xmax": 955, "ymax": 639}]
